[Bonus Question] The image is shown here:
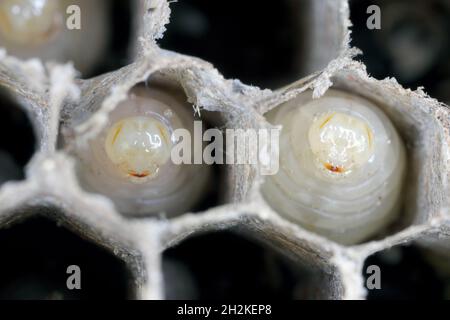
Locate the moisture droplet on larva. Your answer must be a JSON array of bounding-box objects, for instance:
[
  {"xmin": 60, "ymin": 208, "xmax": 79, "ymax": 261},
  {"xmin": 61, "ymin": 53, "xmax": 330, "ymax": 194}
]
[
  {"xmin": 104, "ymin": 116, "xmax": 172, "ymax": 183},
  {"xmin": 308, "ymin": 111, "xmax": 375, "ymax": 176}
]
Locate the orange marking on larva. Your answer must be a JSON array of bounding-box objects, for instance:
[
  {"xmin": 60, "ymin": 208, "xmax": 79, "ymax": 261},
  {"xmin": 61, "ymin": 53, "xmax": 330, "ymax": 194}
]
[
  {"xmin": 366, "ymin": 126, "xmax": 373, "ymax": 147},
  {"xmin": 157, "ymin": 124, "xmax": 168, "ymax": 143},
  {"xmin": 320, "ymin": 114, "xmax": 335, "ymax": 129},
  {"xmin": 128, "ymin": 170, "xmax": 150, "ymax": 178},
  {"xmin": 112, "ymin": 124, "xmax": 123, "ymax": 145},
  {"xmin": 325, "ymin": 163, "xmax": 344, "ymax": 173}
]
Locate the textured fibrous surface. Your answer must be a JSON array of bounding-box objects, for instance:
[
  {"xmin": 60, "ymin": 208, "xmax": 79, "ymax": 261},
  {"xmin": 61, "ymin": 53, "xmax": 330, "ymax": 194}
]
[{"xmin": 0, "ymin": 0, "xmax": 448, "ymax": 299}]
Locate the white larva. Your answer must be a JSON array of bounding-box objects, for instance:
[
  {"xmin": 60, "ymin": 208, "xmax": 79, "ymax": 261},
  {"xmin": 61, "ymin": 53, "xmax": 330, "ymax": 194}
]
[
  {"xmin": 75, "ymin": 84, "xmax": 211, "ymax": 217},
  {"xmin": 0, "ymin": 0, "xmax": 109, "ymax": 75},
  {"xmin": 262, "ymin": 89, "xmax": 406, "ymax": 245}
]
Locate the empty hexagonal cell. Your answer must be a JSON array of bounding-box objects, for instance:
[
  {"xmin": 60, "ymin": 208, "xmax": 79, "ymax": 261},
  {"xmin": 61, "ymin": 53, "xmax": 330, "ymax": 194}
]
[
  {"xmin": 350, "ymin": 0, "xmax": 450, "ymax": 101},
  {"xmin": 61, "ymin": 75, "xmax": 228, "ymax": 218},
  {"xmin": 160, "ymin": 0, "xmax": 309, "ymax": 89},
  {"xmin": 163, "ymin": 231, "xmax": 334, "ymax": 299},
  {"xmin": 362, "ymin": 244, "xmax": 448, "ymax": 299},
  {"xmin": 0, "ymin": 216, "xmax": 132, "ymax": 300},
  {"xmin": 0, "ymin": 87, "xmax": 36, "ymax": 185}
]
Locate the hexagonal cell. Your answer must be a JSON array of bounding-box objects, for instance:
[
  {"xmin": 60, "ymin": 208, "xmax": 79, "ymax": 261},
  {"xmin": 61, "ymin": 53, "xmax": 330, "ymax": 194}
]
[
  {"xmin": 261, "ymin": 40, "xmax": 450, "ymax": 247},
  {"xmin": 350, "ymin": 0, "xmax": 450, "ymax": 101},
  {"xmin": 262, "ymin": 89, "xmax": 410, "ymax": 245},
  {"xmin": 363, "ymin": 244, "xmax": 448, "ymax": 299},
  {"xmin": 163, "ymin": 230, "xmax": 333, "ymax": 299},
  {"xmin": 61, "ymin": 75, "xmax": 228, "ymax": 218},
  {"xmin": 0, "ymin": 216, "xmax": 132, "ymax": 300},
  {"xmin": 0, "ymin": 87, "xmax": 36, "ymax": 185},
  {"xmin": 160, "ymin": 0, "xmax": 308, "ymax": 89}
]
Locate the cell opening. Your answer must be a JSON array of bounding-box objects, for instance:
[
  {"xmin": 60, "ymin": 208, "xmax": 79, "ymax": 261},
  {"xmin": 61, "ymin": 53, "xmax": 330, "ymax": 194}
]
[
  {"xmin": 160, "ymin": 0, "xmax": 307, "ymax": 89},
  {"xmin": 163, "ymin": 231, "xmax": 329, "ymax": 299},
  {"xmin": 0, "ymin": 216, "xmax": 133, "ymax": 300},
  {"xmin": 363, "ymin": 245, "xmax": 447, "ymax": 299},
  {"xmin": 68, "ymin": 76, "xmax": 227, "ymax": 218},
  {"xmin": 0, "ymin": 88, "xmax": 36, "ymax": 185},
  {"xmin": 350, "ymin": 0, "xmax": 450, "ymax": 102}
]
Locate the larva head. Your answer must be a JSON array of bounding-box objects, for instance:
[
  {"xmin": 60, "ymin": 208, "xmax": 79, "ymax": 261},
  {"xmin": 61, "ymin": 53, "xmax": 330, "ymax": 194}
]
[
  {"xmin": 104, "ymin": 116, "xmax": 172, "ymax": 183},
  {"xmin": 0, "ymin": 0, "xmax": 63, "ymax": 45},
  {"xmin": 308, "ymin": 111, "xmax": 375, "ymax": 175}
]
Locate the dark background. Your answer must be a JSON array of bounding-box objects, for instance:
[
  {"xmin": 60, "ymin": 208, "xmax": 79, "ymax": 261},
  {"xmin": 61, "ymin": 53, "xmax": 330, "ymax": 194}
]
[{"xmin": 350, "ymin": 0, "xmax": 450, "ymax": 104}]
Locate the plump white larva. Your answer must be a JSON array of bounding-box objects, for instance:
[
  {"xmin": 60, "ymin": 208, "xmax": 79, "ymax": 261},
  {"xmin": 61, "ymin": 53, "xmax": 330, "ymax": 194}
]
[
  {"xmin": 262, "ymin": 89, "xmax": 406, "ymax": 245},
  {"xmin": 76, "ymin": 85, "xmax": 211, "ymax": 217},
  {"xmin": 0, "ymin": 0, "xmax": 109, "ymax": 75}
]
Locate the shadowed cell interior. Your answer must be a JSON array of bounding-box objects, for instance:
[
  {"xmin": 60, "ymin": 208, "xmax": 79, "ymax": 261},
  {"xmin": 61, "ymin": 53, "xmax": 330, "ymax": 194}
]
[
  {"xmin": 0, "ymin": 216, "xmax": 131, "ymax": 300},
  {"xmin": 86, "ymin": 0, "xmax": 134, "ymax": 78},
  {"xmin": 0, "ymin": 89, "xmax": 36, "ymax": 184},
  {"xmin": 163, "ymin": 231, "xmax": 325, "ymax": 300},
  {"xmin": 350, "ymin": 0, "xmax": 450, "ymax": 103},
  {"xmin": 363, "ymin": 245, "xmax": 446, "ymax": 300}
]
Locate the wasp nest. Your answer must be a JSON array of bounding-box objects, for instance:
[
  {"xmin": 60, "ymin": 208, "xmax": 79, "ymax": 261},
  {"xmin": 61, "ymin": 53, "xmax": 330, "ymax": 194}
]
[{"xmin": 0, "ymin": 0, "xmax": 448, "ymax": 300}]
